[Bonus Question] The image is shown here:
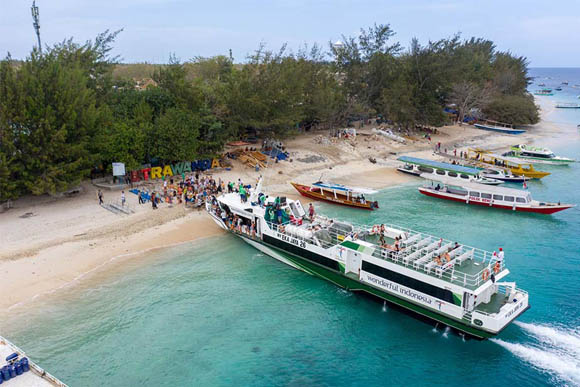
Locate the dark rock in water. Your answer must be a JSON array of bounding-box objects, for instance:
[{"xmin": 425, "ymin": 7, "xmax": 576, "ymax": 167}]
[{"xmin": 251, "ymin": 346, "xmax": 261, "ymax": 353}]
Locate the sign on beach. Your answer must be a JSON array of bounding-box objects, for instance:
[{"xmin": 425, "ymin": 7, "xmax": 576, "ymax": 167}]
[{"xmin": 129, "ymin": 159, "xmax": 223, "ymax": 182}]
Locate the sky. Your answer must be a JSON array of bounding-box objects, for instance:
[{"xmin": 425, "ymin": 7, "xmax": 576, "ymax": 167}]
[{"xmin": 1, "ymin": 0, "xmax": 579, "ymax": 66}]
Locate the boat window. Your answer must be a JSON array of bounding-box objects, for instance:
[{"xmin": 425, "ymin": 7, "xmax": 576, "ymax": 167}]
[
  {"xmin": 481, "ymin": 193, "xmax": 492, "ymax": 199},
  {"xmin": 460, "ymin": 174, "xmax": 469, "ymax": 179},
  {"xmin": 448, "ymin": 172, "xmax": 458, "ymax": 177},
  {"xmin": 516, "ymin": 197, "xmax": 526, "ymax": 203},
  {"xmin": 504, "ymin": 196, "xmax": 514, "ymax": 202},
  {"xmin": 469, "ymin": 192, "xmax": 480, "ymax": 197},
  {"xmin": 361, "ymin": 261, "xmax": 455, "ymax": 304},
  {"xmin": 418, "ymin": 166, "xmax": 433, "ymax": 173},
  {"xmin": 493, "ymin": 194, "xmax": 503, "ymax": 200},
  {"xmin": 436, "ymin": 169, "xmax": 445, "ymax": 175}
]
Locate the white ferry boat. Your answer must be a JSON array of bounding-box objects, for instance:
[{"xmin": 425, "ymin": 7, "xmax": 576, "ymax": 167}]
[
  {"xmin": 397, "ymin": 156, "xmax": 502, "ymax": 185},
  {"xmin": 206, "ymin": 179, "xmax": 529, "ymax": 339},
  {"xmin": 506, "ymin": 144, "xmax": 575, "ymax": 165}
]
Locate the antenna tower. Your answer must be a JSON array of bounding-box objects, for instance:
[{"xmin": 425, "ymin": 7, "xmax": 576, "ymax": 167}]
[{"xmin": 31, "ymin": 1, "xmax": 42, "ymax": 54}]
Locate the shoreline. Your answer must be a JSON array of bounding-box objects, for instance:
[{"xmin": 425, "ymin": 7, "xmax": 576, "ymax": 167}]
[{"xmin": 0, "ymin": 103, "xmax": 574, "ymax": 314}]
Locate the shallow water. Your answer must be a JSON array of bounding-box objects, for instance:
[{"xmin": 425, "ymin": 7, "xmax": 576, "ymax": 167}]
[{"xmin": 3, "ymin": 69, "xmax": 580, "ymax": 386}]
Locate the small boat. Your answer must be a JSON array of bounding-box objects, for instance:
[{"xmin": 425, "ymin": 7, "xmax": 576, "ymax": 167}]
[
  {"xmin": 467, "ymin": 149, "xmax": 550, "ymax": 179},
  {"xmin": 479, "ymin": 168, "xmax": 529, "ymax": 183},
  {"xmin": 506, "ymin": 144, "xmax": 575, "ymax": 165},
  {"xmin": 396, "ymin": 156, "xmax": 502, "ymax": 185},
  {"xmin": 418, "ymin": 174, "xmax": 574, "ymax": 214},
  {"xmin": 291, "ymin": 181, "xmax": 379, "ymax": 210},
  {"xmin": 555, "ymin": 87, "xmax": 563, "ymax": 91},
  {"xmin": 538, "ymin": 83, "xmax": 546, "ymax": 87},
  {"xmin": 534, "ymin": 89, "xmax": 553, "ymax": 96},
  {"xmin": 474, "ymin": 122, "xmax": 526, "ymax": 135},
  {"xmin": 562, "ymin": 81, "xmax": 569, "ymax": 85},
  {"xmin": 555, "ymin": 102, "xmax": 580, "ymax": 109}
]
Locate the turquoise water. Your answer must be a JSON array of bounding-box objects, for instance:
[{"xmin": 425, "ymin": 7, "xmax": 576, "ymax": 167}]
[{"xmin": 3, "ymin": 70, "xmax": 580, "ymax": 386}]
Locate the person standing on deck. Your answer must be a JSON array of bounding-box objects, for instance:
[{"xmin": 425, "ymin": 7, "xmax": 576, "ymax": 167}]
[
  {"xmin": 308, "ymin": 203, "xmax": 315, "ymax": 221},
  {"xmin": 497, "ymin": 248, "xmax": 504, "ymax": 264}
]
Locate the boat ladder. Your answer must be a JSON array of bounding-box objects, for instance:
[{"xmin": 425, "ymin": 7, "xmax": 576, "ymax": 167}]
[{"xmin": 462, "ymin": 311, "xmax": 473, "ymax": 323}]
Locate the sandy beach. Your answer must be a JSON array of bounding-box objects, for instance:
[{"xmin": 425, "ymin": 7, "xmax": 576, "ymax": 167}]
[{"xmin": 0, "ymin": 99, "xmax": 568, "ymax": 313}]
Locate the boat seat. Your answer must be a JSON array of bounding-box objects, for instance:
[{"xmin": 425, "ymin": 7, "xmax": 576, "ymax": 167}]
[
  {"xmin": 424, "ymin": 259, "xmax": 438, "ymax": 274},
  {"xmin": 455, "ymin": 249, "xmax": 474, "ymax": 265},
  {"xmin": 402, "ymin": 249, "xmax": 423, "ymax": 264},
  {"xmin": 413, "ymin": 252, "xmax": 434, "ymax": 270},
  {"xmin": 415, "ymin": 238, "xmax": 431, "ymax": 250},
  {"xmin": 425, "ymin": 240, "xmax": 440, "ymax": 253},
  {"xmin": 433, "ymin": 243, "xmax": 452, "ymax": 256},
  {"xmin": 435, "ymin": 258, "xmax": 458, "ymax": 277},
  {"xmin": 448, "ymin": 247, "xmax": 462, "ymax": 259},
  {"xmin": 401, "ymin": 233, "xmax": 421, "ymax": 248}
]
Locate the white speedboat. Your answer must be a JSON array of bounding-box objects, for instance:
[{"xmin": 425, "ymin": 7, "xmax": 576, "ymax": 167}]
[
  {"xmin": 480, "ymin": 168, "xmax": 529, "ymax": 183},
  {"xmin": 397, "ymin": 156, "xmax": 502, "ymax": 185},
  {"xmin": 507, "ymin": 144, "xmax": 575, "ymax": 165}
]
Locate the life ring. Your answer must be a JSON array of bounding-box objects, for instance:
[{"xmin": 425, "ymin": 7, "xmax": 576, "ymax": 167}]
[
  {"xmin": 371, "ymin": 225, "xmax": 379, "ymax": 234},
  {"xmin": 493, "ymin": 262, "xmax": 501, "ymax": 274},
  {"xmin": 482, "ymin": 269, "xmax": 490, "ymax": 281}
]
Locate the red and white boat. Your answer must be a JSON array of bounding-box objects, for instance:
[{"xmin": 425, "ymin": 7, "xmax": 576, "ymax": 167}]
[{"xmin": 418, "ymin": 174, "xmax": 574, "ymax": 214}]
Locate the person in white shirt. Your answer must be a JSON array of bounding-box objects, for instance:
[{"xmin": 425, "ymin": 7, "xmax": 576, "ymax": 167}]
[{"xmin": 497, "ymin": 247, "xmax": 504, "ymax": 263}]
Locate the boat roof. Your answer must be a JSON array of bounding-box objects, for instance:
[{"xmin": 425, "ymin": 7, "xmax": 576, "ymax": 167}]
[
  {"xmin": 420, "ymin": 174, "xmax": 531, "ymax": 196},
  {"xmin": 312, "ymin": 182, "xmax": 378, "ymax": 195},
  {"xmin": 469, "ymin": 149, "xmax": 532, "ymax": 166},
  {"xmin": 397, "ymin": 156, "xmax": 481, "ymax": 175}
]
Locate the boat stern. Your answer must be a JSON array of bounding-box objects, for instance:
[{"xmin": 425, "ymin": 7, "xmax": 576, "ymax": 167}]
[{"xmin": 471, "ymin": 286, "xmax": 529, "ymax": 336}]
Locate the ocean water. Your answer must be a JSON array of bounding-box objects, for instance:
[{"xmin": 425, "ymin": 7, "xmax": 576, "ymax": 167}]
[{"xmin": 3, "ymin": 69, "xmax": 580, "ymax": 386}]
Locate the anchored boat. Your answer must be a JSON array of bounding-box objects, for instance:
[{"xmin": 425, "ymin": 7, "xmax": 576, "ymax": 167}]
[
  {"xmin": 467, "ymin": 149, "xmax": 550, "ymax": 179},
  {"xmin": 479, "ymin": 168, "xmax": 529, "ymax": 183},
  {"xmin": 206, "ymin": 179, "xmax": 529, "ymax": 339},
  {"xmin": 474, "ymin": 121, "xmax": 526, "ymax": 135},
  {"xmin": 397, "ymin": 156, "xmax": 502, "ymax": 185},
  {"xmin": 418, "ymin": 174, "xmax": 574, "ymax": 214},
  {"xmin": 555, "ymin": 102, "xmax": 580, "ymax": 109},
  {"xmin": 505, "ymin": 144, "xmax": 575, "ymax": 165},
  {"xmin": 534, "ymin": 89, "xmax": 553, "ymax": 96},
  {"xmin": 291, "ymin": 181, "xmax": 379, "ymax": 210}
]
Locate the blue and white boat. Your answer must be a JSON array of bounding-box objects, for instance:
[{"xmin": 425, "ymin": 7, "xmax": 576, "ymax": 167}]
[{"xmin": 474, "ymin": 121, "xmax": 526, "ymax": 135}]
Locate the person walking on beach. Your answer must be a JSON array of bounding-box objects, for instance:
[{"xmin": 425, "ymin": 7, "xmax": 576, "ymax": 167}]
[
  {"xmin": 151, "ymin": 193, "xmax": 158, "ymax": 210},
  {"xmin": 121, "ymin": 190, "xmax": 126, "ymax": 207},
  {"xmin": 97, "ymin": 189, "xmax": 104, "ymax": 205}
]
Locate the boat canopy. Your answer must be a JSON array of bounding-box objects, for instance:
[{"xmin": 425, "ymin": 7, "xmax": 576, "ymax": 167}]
[
  {"xmin": 420, "ymin": 174, "xmax": 530, "ymax": 196},
  {"xmin": 397, "ymin": 156, "xmax": 481, "ymax": 175},
  {"xmin": 468, "ymin": 149, "xmax": 533, "ymax": 167},
  {"xmin": 312, "ymin": 181, "xmax": 378, "ymax": 195}
]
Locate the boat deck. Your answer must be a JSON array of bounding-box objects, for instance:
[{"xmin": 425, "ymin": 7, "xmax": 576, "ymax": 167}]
[
  {"xmin": 475, "ymin": 292, "xmax": 509, "ymax": 315},
  {"xmin": 0, "ymin": 336, "xmax": 65, "ymax": 386}
]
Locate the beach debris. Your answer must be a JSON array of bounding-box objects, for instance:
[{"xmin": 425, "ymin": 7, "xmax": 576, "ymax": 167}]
[
  {"xmin": 314, "ymin": 135, "xmax": 331, "ymax": 145},
  {"xmin": 369, "ymin": 157, "xmax": 377, "ymax": 164},
  {"xmin": 371, "ymin": 128, "xmax": 406, "ymax": 143},
  {"xmin": 19, "ymin": 212, "xmax": 35, "ymax": 218},
  {"xmin": 297, "ymin": 155, "xmax": 326, "ymax": 163}
]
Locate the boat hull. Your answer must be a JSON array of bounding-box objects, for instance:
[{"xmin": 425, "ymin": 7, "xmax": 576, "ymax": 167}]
[
  {"xmin": 291, "ymin": 182, "xmax": 376, "ymax": 210},
  {"xmin": 234, "ymin": 232, "xmax": 502, "ymax": 340},
  {"xmin": 474, "ymin": 124, "xmax": 526, "ymax": 135},
  {"xmin": 508, "ymin": 156, "xmax": 573, "ymax": 166},
  {"xmin": 418, "ymin": 188, "xmax": 573, "ymax": 214}
]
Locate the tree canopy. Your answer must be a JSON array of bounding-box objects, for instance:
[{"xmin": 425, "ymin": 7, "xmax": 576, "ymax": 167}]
[{"xmin": 0, "ymin": 25, "xmax": 538, "ymax": 201}]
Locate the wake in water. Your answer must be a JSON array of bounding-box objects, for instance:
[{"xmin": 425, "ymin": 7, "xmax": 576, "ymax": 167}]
[{"xmin": 492, "ymin": 321, "xmax": 580, "ymax": 385}]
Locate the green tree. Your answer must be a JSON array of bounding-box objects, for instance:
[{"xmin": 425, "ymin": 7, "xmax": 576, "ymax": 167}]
[{"xmin": 151, "ymin": 108, "xmax": 200, "ymax": 161}]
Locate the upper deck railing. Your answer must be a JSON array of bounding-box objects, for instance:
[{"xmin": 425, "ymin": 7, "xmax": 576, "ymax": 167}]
[{"xmin": 266, "ymin": 216, "xmax": 503, "ymax": 290}]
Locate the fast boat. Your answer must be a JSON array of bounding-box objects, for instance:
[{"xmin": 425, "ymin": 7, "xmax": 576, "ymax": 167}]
[
  {"xmin": 506, "ymin": 144, "xmax": 575, "ymax": 165},
  {"xmin": 467, "ymin": 149, "xmax": 551, "ymax": 179},
  {"xmin": 418, "ymin": 174, "xmax": 574, "ymax": 214},
  {"xmin": 396, "ymin": 156, "xmax": 502, "ymax": 185},
  {"xmin": 555, "ymin": 102, "xmax": 580, "ymax": 109},
  {"xmin": 205, "ymin": 178, "xmax": 529, "ymax": 339},
  {"xmin": 291, "ymin": 181, "xmax": 379, "ymax": 210},
  {"xmin": 479, "ymin": 168, "xmax": 529, "ymax": 183},
  {"xmin": 534, "ymin": 89, "xmax": 553, "ymax": 96}
]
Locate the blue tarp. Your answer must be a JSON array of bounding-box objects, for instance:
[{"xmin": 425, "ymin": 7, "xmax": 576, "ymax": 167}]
[{"xmin": 262, "ymin": 149, "xmax": 288, "ymax": 161}]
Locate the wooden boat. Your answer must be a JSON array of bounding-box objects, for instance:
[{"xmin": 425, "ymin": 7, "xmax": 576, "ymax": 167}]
[
  {"xmin": 396, "ymin": 156, "xmax": 502, "ymax": 185},
  {"xmin": 467, "ymin": 149, "xmax": 550, "ymax": 179},
  {"xmin": 474, "ymin": 120, "xmax": 526, "ymax": 134},
  {"xmin": 291, "ymin": 181, "xmax": 379, "ymax": 210},
  {"xmin": 418, "ymin": 174, "xmax": 574, "ymax": 214}
]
